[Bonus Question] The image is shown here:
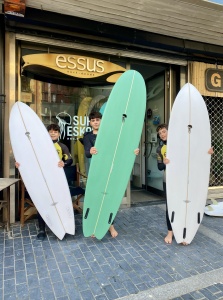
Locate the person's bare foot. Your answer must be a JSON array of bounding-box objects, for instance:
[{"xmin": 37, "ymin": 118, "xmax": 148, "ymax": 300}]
[
  {"xmin": 164, "ymin": 230, "xmax": 173, "ymax": 244},
  {"xmin": 109, "ymin": 225, "xmax": 118, "ymax": 238},
  {"xmin": 181, "ymin": 241, "xmax": 188, "ymax": 246}
]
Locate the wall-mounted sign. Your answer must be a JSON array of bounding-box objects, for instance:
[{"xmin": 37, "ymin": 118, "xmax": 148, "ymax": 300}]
[
  {"xmin": 21, "ymin": 92, "xmax": 32, "ymax": 103},
  {"xmin": 4, "ymin": 0, "xmax": 26, "ymax": 17},
  {"xmin": 205, "ymin": 68, "xmax": 223, "ymax": 92},
  {"xmin": 21, "ymin": 54, "xmax": 126, "ymax": 84}
]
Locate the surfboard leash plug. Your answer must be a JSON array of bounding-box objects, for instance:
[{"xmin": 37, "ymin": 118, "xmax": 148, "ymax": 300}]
[{"xmin": 122, "ymin": 114, "xmax": 127, "ymax": 122}]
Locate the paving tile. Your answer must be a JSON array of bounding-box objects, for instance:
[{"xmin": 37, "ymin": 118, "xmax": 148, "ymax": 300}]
[
  {"xmin": 122, "ymin": 279, "xmax": 139, "ymax": 295},
  {"xmin": 14, "ymin": 259, "xmax": 25, "ymax": 271},
  {"xmin": 69, "ymin": 264, "xmax": 82, "ymax": 278},
  {"xmin": 26, "ymin": 262, "xmax": 37, "ymax": 275},
  {"xmin": 39, "ymin": 277, "xmax": 54, "ymax": 293},
  {"xmin": 70, "ymin": 248, "xmax": 83, "ymax": 260},
  {"xmin": 4, "ymin": 293, "xmax": 17, "ymax": 299},
  {"xmin": 29, "ymin": 287, "xmax": 42, "ymax": 299},
  {"xmin": 94, "ymin": 272, "xmax": 110, "ymax": 287},
  {"xmin": 49, "ymin": 269, "xmax": 62, "ymax": 283},
  {"xmin": 37, "ymin": 265, "xmax": 49, "ymax": 279},
  {"xmin": 73, "ymin": 276, "xmax": 89, "ymax": 292},
  {"xmin": 42, "ymin": 292, "xmax": 56, "ymax": 300},
  {"xmin": 61, "ymin": 272, "xmax": 74, "ymax": 285},
  {"xmin": 77, "ymin": 257, "xmax": 90, "ymax": 270},
  {"xmin": 4, "ymin": 247, "xmax": 14, "ymax": 257},
  {"xmin": 58, "ymin": 261, "xmax": 70, "ymax": 273},
  {"xmin": 116, "ymin": 288, "xmax": 129, "ymax": 298},
  {"xmin": 82, "ymin": 268, "xmax": 95, "ymax": 282},
  {"xmin": 109, "ymin": 276, "xmax": 124, "ymax": 291},
  {"xmin": 207, "ymin": 284, "xmax": 221, "ymax": 294},
  {"xmin": 102, "ymin": 284, "xmax": 119, "ymax": 300},
  {"xmin": 16, "ymin": 283, "xmax": 29, "ymax": 299},
  {"xmin": 15, "ymin": 270, "xmax": 27, "ymax": 284},
  {"xmin": 4, "ymin": 266, "xmax": 15, "ymax": 280},
  {"xmin": 88, "ymin": 279, "xmax": 103, "ymax": 295},
  {"xmin": 200, "ymin": 287, "xmax": 219, "ymax": 299},
  {"xmin": 4, "ymin": 278, "xmax": 16, "ymax": 295},
  {"xmin": 66, "ymin": 286, "xmax": 82, "ymax": 300},
  {"xmin": 80, "ymin": 289, "xmax": 94, "ymax": 300},
  {"xmin": 82, "ymin": 250, "xmax": 95, "ymax": 262},
  {"xmin": 14, "ymin": 249, "xmax": 24, "ymax": 261},
  {"xmin": 3, "ymin": 256, "xmax": 15, "ymax": 269},
  {"xmin": 27, "ymin": 274, "xmax": 39, "ymax": 289},
  {"xmin": 52, "ymin": 281, "xmax": 67, "ymax": 298}
]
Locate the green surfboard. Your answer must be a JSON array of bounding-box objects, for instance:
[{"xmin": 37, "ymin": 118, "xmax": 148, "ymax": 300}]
[{"xmin": 83, "ymin": 70, "xmax": 146, "ymax": 239}]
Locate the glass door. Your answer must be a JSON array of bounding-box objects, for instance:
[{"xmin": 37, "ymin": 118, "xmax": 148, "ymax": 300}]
[{"xmin": 145, "ymin": 71, "xmax": 166, "ymax": 194}]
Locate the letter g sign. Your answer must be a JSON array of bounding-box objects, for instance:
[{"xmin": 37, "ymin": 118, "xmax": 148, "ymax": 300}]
[
  {"xmin": 211, "ymin": 73, "xmax": 221, "ymax": 87},
  {"xmin": 206, "ymin": 69, "xmax": 223, "ymax": 92}
]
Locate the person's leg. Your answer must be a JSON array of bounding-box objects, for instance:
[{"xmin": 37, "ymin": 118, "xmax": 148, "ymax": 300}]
[
  {"xmin": 37, "ymin": 213, "xmax": 46, "ymax": 241},
  {"xmin": 91, "ymin": 221, "xmax": 118, "ymax": 238},
  {"xmin": 109, "ymin": 221, "xmax": 118, "ymax": 238},
  {"xmin": 163, "ymin": 183, "xmax": 173, "ymax": 244}
]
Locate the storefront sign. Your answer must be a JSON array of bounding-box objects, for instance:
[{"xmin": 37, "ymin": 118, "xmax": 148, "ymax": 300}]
[
  {"xmin": 22, "ymin": 54, "xmax": 126, "ymax": 83},
  {"xmin": 4, "ymin": 0, "xmax": 26, "ymax": 17},
  {"xmin": 21, "ymin": 92, "xmax": 32, "ymax": 103},
  {"xmin": 205, "ymin": 68, "xmax": 223, "ymax": 92},
  {"xmin": 56, "ymin": 112, "xmax": 91, "ymax": 140}
]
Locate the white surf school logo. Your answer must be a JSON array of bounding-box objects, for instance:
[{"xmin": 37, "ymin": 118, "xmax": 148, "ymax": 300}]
[{"xmin": 56, "ymin": 112, "xmax": 91, "ymax": 140}]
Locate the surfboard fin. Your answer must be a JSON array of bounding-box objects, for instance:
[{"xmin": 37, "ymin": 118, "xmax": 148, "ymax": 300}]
[
  {"xmin": 84, "ymin": 208, "xmax": 90, "ymax": 219},
  {"xmin": 108, "ymin": 213, "xmax": 113, "ymax": 224},
  {"xmin": 183, "ymin": 228, "xmax": 186, "ymax": 239},
  {"xmin": 197, "ymin": 212, "xmax": 200, "ymax": 224},
  {"xmin": 171, "ymin": 211, "xmax": 175, "ymax": 222}
]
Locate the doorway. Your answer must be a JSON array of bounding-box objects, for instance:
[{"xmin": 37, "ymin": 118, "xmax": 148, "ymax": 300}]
[{"xmin": 130, "ymin": 63, "xmax": 170, "ymax": 205}]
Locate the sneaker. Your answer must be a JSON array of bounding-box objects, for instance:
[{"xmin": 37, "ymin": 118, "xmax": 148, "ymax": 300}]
[{"xmin": 37, "ymin": 230, "xmax": 46, "ymax": 241}]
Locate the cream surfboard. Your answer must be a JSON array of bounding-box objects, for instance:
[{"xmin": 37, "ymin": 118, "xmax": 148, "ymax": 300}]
[
  {"xmin": 204, "ymin": 201, "xmax": 223, "ymax": 217},
  {"xmin": 9, "ymin": 101, "xmax": 75, "ymax": 240},
  {"xmin": 166, "ymin": 83, "xmax": 211, "ymax": 244},
  {"xmin": 83, "ymin": 70, "xmax": 146, "ymax": 239}
]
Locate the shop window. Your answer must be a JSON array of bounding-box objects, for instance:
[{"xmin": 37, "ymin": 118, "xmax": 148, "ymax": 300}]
[{"xmin": 20, "ymin": 79, "xmax": 112, "ymax": 176}]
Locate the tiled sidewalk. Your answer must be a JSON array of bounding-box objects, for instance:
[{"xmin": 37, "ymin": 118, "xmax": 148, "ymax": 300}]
[{"xmin": 1, "ymin": 204, "xmax": 223, "ymax": 300}]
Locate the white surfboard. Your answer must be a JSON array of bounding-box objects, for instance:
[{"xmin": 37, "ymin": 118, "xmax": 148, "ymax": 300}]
[
  {"xmin": 204, "ymin": 202, "xmax": 223, "ymax": 217},
  {"xmin": 166, "ymin": 83, "xmax": 211, "ymax": 244},
  {"xmin": 9, "ymin": 102, "xmax": 75, "ymax": 240}
]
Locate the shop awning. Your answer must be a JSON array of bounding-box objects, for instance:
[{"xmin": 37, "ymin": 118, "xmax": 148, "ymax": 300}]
[{"xmin": 22, "ymin": 0, "xmax": 223, "ymax": 48}]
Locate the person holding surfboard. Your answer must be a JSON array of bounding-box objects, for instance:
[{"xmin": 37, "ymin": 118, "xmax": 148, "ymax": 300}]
[
  {"xmin": 16, "ymin": 124, "xmax": 73, "ymax": 241},
  {"xmin": 156, "ymin": 123, "xmax": 213, "ymax": 244},
  {"xmin": 156, "ymin": 124, "xmax": 173, "ymax": 244},
  {"xmin": 83, "ymin": 111, "xmax": 140, "ymax": 238},
  {"xmin": 83, "ymin": 111, "xmax": 118, "ymax": 238}
]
